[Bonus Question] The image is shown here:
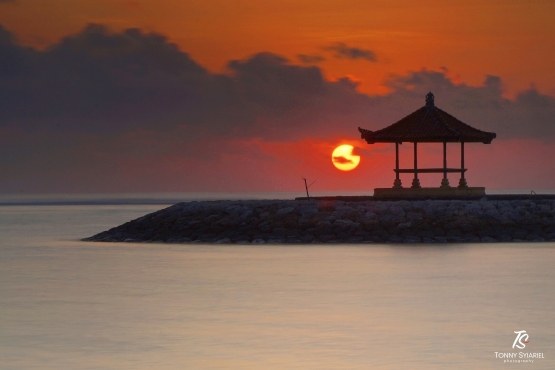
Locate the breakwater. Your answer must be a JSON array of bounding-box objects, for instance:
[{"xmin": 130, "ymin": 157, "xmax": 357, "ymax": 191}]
[{"xmin": 83, "ymin": 196, "xmax": 555, "ymax": 244}]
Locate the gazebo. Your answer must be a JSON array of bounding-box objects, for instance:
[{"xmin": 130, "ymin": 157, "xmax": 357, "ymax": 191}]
[{"xmin": 358, "ymin": 92, "xmax": 496, "ymax": 197}]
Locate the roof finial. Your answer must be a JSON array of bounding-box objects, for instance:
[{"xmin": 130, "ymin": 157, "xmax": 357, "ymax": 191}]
[{"xmin": 425, "ymin": 91, "xmax": 435, "ymax": 107}]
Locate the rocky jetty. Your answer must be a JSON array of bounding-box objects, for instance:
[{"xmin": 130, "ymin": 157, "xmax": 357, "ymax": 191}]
[{"xmin": 83, "ymin": 197, "xmax": 555, "ymax": 244}]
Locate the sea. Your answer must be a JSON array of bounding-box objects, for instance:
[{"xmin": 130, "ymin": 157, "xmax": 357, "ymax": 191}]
[{"xmin": 1, "ymin": 192, "xmax": 554, "ymax": 369}]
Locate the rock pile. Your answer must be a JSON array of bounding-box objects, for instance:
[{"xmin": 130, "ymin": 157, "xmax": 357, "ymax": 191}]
[{"xmin": 83, "ymin": 198, "xmax": 555, "ymax": 244}]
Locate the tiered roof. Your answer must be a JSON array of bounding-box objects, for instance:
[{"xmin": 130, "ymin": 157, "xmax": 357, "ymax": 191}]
[{"xmin": 359, "ymin": 92, "xmax": 496, "ymax": 144}]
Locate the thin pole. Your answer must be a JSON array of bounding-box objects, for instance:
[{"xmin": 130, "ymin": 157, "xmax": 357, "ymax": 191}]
[
  {"xmin": 395, "ymin": 142, "xmax": 400, "ymax": 180},
  {"xmin": 413, "ymin": 142, "xmax": 418, "ymax": 179},
  {"xmin": 461, "ymin": 142, "xmax": 465, "ymax": 179},
  {"xmin": 303, "ymin": 178, "xmax": 310, "ymax": 199},
  {"xmin": 443, "ymin": 141, "xmax": 447, "ymax": 180}
]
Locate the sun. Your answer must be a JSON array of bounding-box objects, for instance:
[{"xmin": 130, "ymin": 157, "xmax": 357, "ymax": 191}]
[{"xmin": 332, "ymin": 144, "xmax": 360, "ymax": 171}]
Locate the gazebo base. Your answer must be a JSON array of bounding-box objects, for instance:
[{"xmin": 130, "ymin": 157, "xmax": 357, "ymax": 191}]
[{"xmin": 374, "ymin": 187, "xmax": 485, "ymax": 198}]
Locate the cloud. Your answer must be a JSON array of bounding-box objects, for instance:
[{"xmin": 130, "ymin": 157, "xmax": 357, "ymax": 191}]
[
  {"xmin": 324, "ymin": 42, "xmax": 377, "ymax": 62},
  {"xmin": 297, "ymin": 53, "xmax": 325, "ymax": 64},
  {"xmin": 1, "ymin": 24, "xmax": 555, "ymax": 192},
  {"xmin": 378, "ymin": 70, "xmax": 555, "ymax": 139},
  {"xmin": 0, "ymin": 25, "xmax": 370, "ymax": 141},
  {"xmin": 0, "ymin": 0, "xmax": 15, "ymax": 3},
  {"xmin": 0, "ymin": 24, "xmax": 213, "ymax": 134},
  {"xmin": 333, "ymin": 156, "xmax": 353, "ymax": 164}
]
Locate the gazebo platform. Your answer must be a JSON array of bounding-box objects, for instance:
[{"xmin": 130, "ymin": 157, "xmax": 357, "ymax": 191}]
[
  {"xmin": 373, "ymin": 187, "xmax": 485, "ymax": 198},
  {"xmin": 358, "ymin": 92, "xmax": 496, "ymax": 197}
]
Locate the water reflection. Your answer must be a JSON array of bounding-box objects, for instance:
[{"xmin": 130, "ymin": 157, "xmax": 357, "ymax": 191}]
[{"xmin": 0, "ymin": 205, "xmax": 553, "ymax": 369}]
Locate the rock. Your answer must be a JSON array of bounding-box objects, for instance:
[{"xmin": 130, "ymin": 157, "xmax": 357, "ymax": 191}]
[
  {"xmin": 433, "ymin": 228, "xmax": 445, "ymax": 236},
  {"xmin": 379, "ymin": 214, "xmax": 394, "ymax": 222},
  {"xmin": 267, "ymin": 237, "xmax": 286, "ymax": 243},
  {"xmin": 277, "ymin": 206, "xmax": 296, "ymax": 215},
  {"xmin": 512, "ymin": 229, "xmax": 529, "ymax": 239},
  {"xmin": 485, "ymin": 209, "xmax": 502, "ymax": 220},
  {"xmin": 272, "ymin": 228, "xmax": 288, "ymax": 236},
  {"xmin": 386, "ymin": 235, "xmax": 404, "ymax": 243},
  {"xmin": 417, "ymin": 230, "xmax": 435, "ymax": 239},
  {"xmin": 334, "ymin": 219, "xmax": 360, "ymax": 229},
  {"xmin": 299, "ymin": 234, "xmax": 315, "ymax": 243},
  {"xmin": 318, "ymin": 234, "xmax": 336, "ymax": 242},
  {"xmin": 299, "ymin": 206, "xmax": 318, "ymax": 218},
  {"xmin": 362, "ymin": 211, "xmax": 377, "ymax": 219},
  {"xmin": 406, "ymin": 212, "xmax": 423, "ymax": 220},
  {"xmin": 463, "ymin": 235, "xmax": 481, "ymax": 243},
  {"xmin": 316, "ymin": 221, "xmax": 333, "ymax": 229},
  {"xmin": 389, "ymin": 205, "xmax": 405, "ymax": 216},
  {"xmin": 403, "ymin": 236, "xmax": 421, "ymax": 243},
  {"xmin": 525, "ymin": 234, "xmax": 542, "ymax": 241},
  {"xmin": 258, "ymin": 222, "xmax": 271, "ymax": 232},
  {"xmin": 496, "ymin": 235, "xmax": 512, "ymax": 242},
  {"xmin": 481, "ymin": 236, "xmax": 497, "ymax": 243}
]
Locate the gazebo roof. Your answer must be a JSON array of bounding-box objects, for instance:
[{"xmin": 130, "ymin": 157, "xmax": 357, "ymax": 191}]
[{"xmin": 358, "ymin": 92, "xmax": 496, "ymax": 144}]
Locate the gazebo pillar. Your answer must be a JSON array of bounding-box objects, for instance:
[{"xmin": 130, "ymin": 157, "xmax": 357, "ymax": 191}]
[
  {"xmin": 440, "ymin": 141, "xmax": 450, "ymax": 188},
  {"xmin": 393, "ymin": 142, "xmax": 402, "ymax": 188},
  {"xmin": 458, "ymin": 141, "xmax": 468, "ymax": 188},
  {"xmin": 411, "ymin": 142, "xmax": 421, "ymax": 188}
]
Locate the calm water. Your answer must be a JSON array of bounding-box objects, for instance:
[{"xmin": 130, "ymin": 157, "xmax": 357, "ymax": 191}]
[{"xmin": 1, "ymin": 198, "xmax": 554, "ymax": 369}]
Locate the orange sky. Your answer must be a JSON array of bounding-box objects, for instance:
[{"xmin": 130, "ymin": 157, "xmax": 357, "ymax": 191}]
[
  {"xmin": 2, "ymin": 0, "xmax": 555, "ymax": 97},
  {"xmin": 1, "ymin": 0, "xmax": 555, "ymax": 193}
]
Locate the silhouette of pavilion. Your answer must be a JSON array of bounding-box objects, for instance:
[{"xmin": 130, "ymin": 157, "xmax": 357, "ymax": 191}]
[{"xmin": 359, "ymin": 92, "xmax": 496, "ymax": 197}]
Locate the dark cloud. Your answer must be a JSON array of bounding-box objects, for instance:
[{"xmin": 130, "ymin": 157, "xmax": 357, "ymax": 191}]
[
  {"xmin": 1, "ymin": 24, "xmax": 555, "ymax": 192},
  {"xmin": 0, "ymin": 24, "xmax": 212, "ymax": 133},
  {"xmin": 0, "ymin": 0, "xmax": 15, "ymax": 3},
  {"xmin": 333, "ymin": 156, "xmax": 353, "ymax": 164},
  {"xmin": 297, "ymin": 53, "xmax": 325, "ymax": 64},
  {"xmin": 3, "ymin": 25, "xmax": 370, "ymax": 141},
  {"xmin": 378, "ymin": 70, "xmax": 555, "ymax": 139},
  {"xmin": 0, "ymin": 26, "xmax": 365, "ymax": 139},
  {"xmin": 324, "ymin": 42, "xmax": 377, "ymax": 62}
]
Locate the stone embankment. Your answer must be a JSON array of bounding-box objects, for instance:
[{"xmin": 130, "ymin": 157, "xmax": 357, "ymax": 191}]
[{"xmin": 83, "ymin": 198, "xmax": 555, "ymax": 244}]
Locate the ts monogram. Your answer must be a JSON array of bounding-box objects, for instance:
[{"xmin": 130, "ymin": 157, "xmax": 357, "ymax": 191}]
[
  {"xmin": 513, "ymin": 331, "xmax": 530, "ymax": 349},
  {"xmin": 494, "ymin": 330, "xmax": 544, "ymax": 363}
]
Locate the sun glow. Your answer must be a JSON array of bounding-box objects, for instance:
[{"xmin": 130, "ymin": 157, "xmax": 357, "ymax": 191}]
[{"xmin": 332, "ymin": 144, "xmax": 360, "ymax": 171}]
